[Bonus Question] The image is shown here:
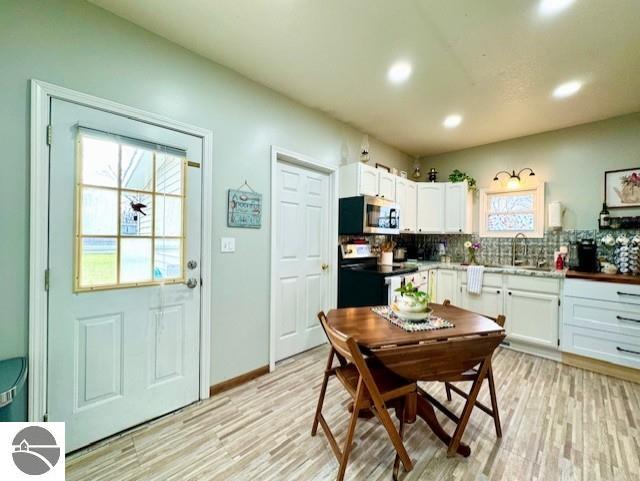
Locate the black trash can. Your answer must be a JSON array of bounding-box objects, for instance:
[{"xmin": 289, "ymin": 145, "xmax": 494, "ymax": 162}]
[{"xmin": 0, "ymin": 357, "xmax": 28, "ymax": 422}]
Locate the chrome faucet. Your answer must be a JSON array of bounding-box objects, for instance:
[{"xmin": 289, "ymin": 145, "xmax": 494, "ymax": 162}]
[{"xmin": 512, "ymin": 233, "xmax": 528, "ymax": 266}]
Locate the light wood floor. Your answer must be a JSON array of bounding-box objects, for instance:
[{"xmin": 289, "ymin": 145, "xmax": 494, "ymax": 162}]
[{"xmin": 67, "ymin": 346, "xmax": 640, "ymax": 481}]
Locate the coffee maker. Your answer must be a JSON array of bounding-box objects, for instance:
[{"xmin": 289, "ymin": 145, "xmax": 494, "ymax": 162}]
[{"xmin": 573, "ymin": 239, "xmax": 598, "ymax": 272}]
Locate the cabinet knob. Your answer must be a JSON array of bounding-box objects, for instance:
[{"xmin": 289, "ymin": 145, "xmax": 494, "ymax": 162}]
[
  {"xmin": 381, "ymin": 195, "xmax": 385, "ymax": 198},
  {"xmin": 508, "ymin": 291, "xmax": 512, "ymax": 296},
  {"xmin": 497, "ymin": 290, "xmax": 501, "ymax": 294}
]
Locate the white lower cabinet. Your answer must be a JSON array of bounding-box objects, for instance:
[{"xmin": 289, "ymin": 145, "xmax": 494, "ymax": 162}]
[
  {"xmin": 505, "ymin": 289, "xmax": 559, "ymax": 349},
  {"xmin": 435, "ymin": 269, "xmax": 458, "ymax": 304},
  {"xmin": 460, "ymin": 286, "xmax": 503, "ymax": 319},
  {"xmin": 562, "ymin": 279, "xmax": 640, "ymax": 368}
]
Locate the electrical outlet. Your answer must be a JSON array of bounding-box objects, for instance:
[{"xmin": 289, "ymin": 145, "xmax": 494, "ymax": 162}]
[{"xmin": 220, "ymin": 237, "xmax": 235, "ymax": 253}]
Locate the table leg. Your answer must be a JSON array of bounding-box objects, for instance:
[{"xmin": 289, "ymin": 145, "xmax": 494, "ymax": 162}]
[
  {"xmin": 404, "ymin": 391, "xmax": 417, "ymax": 424},
  {"xmin": 415, "ymin": 394, "xmax": 471, "ymax": 457}
]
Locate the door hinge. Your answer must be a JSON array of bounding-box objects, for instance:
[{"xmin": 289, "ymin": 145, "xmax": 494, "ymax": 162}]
[
  {"xmin": 43, "ymin": 412, "xmax": 49, "ymax": 422},
  {"xmin": 44, "ymin": 269, "xmax": 50, "ymax": 291},
  {"xmin": 46, "ymin": 124, "xmax": 52, "ymax": 146}
]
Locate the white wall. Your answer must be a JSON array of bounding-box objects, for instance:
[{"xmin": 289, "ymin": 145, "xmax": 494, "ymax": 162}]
[
  {"xmin": 420, "ymin": 112, "xmax": 640, "ymax": 231},
  {"xmin": 0, "ymin": 0, "xmax": 413, "ymax": 384}
]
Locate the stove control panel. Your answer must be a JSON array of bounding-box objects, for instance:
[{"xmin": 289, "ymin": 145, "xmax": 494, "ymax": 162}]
[{"xmin": 340, "ymin": 243, "xmax": 373, "ymax": 259}]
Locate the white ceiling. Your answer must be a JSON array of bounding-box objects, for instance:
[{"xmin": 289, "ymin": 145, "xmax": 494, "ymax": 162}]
[{"xmin": 90, "ymin": 0, "xmax": 640, "ymax": 156}]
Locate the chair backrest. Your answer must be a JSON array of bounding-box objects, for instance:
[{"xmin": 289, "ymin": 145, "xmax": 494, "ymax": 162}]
[
  {"xmin": 317, "ymin": 311, "xmax": 390, "ymax": 401},
  {"xmin": 442, "ymin": 299, "xmax": 506, "ymax": 327}
]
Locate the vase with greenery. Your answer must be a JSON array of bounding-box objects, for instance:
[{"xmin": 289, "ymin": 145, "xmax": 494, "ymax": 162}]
[
  {"xmin": 448, "ymin": 169, "xmax": 477, "ymax": 191},
  {"xmin": 464, "ymin": 241, "xmax": 481, "ymax": 265},
  {"xmin": 394, "ymin": 282, "xmax": 431, "ymax": 313}
]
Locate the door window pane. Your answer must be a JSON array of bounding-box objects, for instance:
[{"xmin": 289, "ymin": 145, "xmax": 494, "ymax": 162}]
[
  {"xmin": 79, "ymin": 238, "xmax": 117, "ymax": 287},
  {"xmin": 154, "ymin": 239, "xmax": 182, "ymax": 280},
  {"xmin": 81, "ymin": 135, "xmax": 119, "ymax": 187},
  {"xmin": 76, "ymin": 131, "xmax": 186, "ymax": 291},
  {"xmin": 120, "ymin": 238, "xmax": 152, "ymax": 283},
  {"xmin": 81, "ymin": 188, "xmax": 118, "ymax": 235},
  {"xmin": 155, "ymin": 195, "xmax": 182, "ymax": 237},
  {"xmin": 121, "ymin": 192, "xmax": 153, "ymax": 236},
  {"xmin": 156, "ymin": 154, "xmax": 183, "ymax": 195},
  {"xmin": 121, "ymin": 145, "xmax": 153, "ymax": 191}
]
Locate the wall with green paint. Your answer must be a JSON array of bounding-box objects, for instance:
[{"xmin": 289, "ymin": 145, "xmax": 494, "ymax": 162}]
[
  {"xmin": 420, "ymin": 113, "xmax": 640, "ymax": 231},
  {"xmin": 0, "ymin": 0, "xmax": 412, "ymax": 384}
]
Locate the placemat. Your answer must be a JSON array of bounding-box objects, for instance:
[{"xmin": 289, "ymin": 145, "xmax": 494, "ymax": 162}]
[{"xmin": 371, "ymin": 306, "xmax": 455, "ymax": 332}]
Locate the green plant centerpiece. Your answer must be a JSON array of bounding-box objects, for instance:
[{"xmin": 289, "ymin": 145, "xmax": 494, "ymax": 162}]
[
  {"xmin": 448, "ymin": 169, "xmax": 477, "ymax": 191},
  {"xmin": 392, "ymin": 282, "xmax": 432, "ymax": 321}
]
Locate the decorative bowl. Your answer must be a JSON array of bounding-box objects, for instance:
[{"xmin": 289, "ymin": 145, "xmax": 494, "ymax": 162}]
[
  {"xmin": 391, "ymin": 304, "xmax": 432, "ymax": 322},
  {"xmin": 395, "ymin": 295, "xmax": 429, "ymax": 313}
]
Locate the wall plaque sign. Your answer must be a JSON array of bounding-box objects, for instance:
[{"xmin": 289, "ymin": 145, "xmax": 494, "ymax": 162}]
[{"xmin": 227, "ymin": 183, "xmax": 262, "ymax": 228}]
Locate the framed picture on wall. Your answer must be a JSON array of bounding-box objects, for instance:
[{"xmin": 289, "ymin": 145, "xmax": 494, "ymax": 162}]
[{"xmin": 605, "ymin": 167, "xmax": 640, "ymax": 208}]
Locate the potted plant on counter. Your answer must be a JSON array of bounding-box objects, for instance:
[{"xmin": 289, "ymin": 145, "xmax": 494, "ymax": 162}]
[
  {"xmin": 392, "ymin": 282, "xmax": 432, "ymax": 321},
  {"xmin": 464, "ymin": 241, "xmax": 481, "ymax": 265}
]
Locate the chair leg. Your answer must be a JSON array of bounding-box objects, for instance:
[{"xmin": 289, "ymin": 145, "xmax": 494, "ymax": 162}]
[
  {"xmin": 311, "ymin": 372, "xmax": 331, "ymax": 436},
  {"xmin": 372, "ymin": 398, "xmax": 413, "ymax": 472},
  {"xmin": 336, "ymin": 382, "xmax": 362, "ymax": 481},
  {"xmin": 447, "ymin": 359, "xmax": 491, "ymax": 458},
  {"xmin": 445, "ymin": 382, "xmax": 452, "ymax": 401},
  {"xmin": 312, "ymin": 350, "xmax": 335, "ymax": 436},
  {"xmin": 393, "ymin": 395, "xmax": 409, "ymax": 481},
  {"xmin": 486, "ymin": 362, "xmax": 502, "ymax": 438}
]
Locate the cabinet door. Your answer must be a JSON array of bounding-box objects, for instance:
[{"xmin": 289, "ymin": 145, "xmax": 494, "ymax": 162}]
[
  {"xmin": 395, "ymin": 177, "xmax": 408, "ymax": 231},
  {"xmin": 460, "ymin": 286, "xmax": 503, "ymax": 319},
  {"xmin": 358, "ymin": 163, "xmax": 379, "ymax": 197},
  {"xmin": 405, "ymin": 181, "xmax": 417, "ymax": 232},
  {"xmin": 436, "ymin": 269, "xmax": 458, "ymax": 305},
  {"xmin": 378, "ymin": 170, "xmax": 396, "ymax": 200},
  {"xmin": 417, "ymin": 183, "xmax": 445, "ymax": 233},
  {"xmin": 505, "ymin": 290, "xmax": 559, "ymax": 348},
  {"xmin": 445, "ymin": 181, "xmax": 467, "ymax": 233}
]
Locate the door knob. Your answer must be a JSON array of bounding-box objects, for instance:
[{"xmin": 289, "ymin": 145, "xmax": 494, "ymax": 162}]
[
  {"xmin": 187, "ymin": 260, "xmax": 198, "ymax": 270},
  {"xmin": 186, "ymin": 278, "xmax": 199, "ymax": 289},
  {"xmin": 321, "ymin": 263, "xmax": 329, "ymax": 271}
]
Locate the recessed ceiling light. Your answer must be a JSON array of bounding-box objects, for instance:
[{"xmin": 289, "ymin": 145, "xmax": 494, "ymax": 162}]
[
  {"xmin": 387, "ymin": 61, "xmax": 412, "ymax": 84},
  {"xmin": 538, "ymin": 0, "xmax": 575, "ymax": 16},
  {"xmin": 443, "ymin": 114, "xmax": 462, "ymax": 128},
  {"xmin": 552, "ymin": 80, "xmax": 582, "ymax": 99}
]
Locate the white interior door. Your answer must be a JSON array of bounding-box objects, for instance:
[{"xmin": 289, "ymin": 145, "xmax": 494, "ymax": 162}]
[
  {"xmin": 275, "ymin": 161, "xmax": 331, "ymax": 361},
  {"xmin": 47, "ymin": 99, "xmax": 202, "ymax": 452}
]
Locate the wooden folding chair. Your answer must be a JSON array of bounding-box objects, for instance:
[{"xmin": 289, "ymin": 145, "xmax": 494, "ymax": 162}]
[
  {"xmin": 441, "ymin": 299, "xmax": 504, "ymax": 438},
  {"xmin": 312, "ymin": 311, "xmax": 415, "ymax": 481}
]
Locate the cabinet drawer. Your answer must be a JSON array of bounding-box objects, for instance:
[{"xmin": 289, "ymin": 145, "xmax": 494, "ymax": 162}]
[
  {"xmin": 564, "ymin": 278, "xmax": 640, "ymax": 305},
  {"xmin": 562, "ymin": 296, "xmax": 640, "ymax": 337},
  {"xmin": 505, "ymin": 275, "xmax": 560, "ymax": 294},
  {"xmin": 462, "ymin": 272, "xmax": 502, "ymax": 288},
  {"xmin": 562, "ymin": 325, "xmax": 640, "ymax": 369}
]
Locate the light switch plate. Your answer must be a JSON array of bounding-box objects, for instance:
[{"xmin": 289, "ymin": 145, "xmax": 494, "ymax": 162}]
[{"xmin": 220, "ymin": 237, "xmax": 236, "ymax": 253}]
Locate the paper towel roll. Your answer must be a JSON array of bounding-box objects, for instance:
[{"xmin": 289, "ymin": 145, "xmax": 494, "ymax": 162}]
[{"xmin": 548, "ymin": 201, "xmax": 563, "ymax": 229}]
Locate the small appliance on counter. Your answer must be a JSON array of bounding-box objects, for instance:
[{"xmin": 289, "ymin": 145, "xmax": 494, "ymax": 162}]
[
  {"xmin": 572, "ymin": 239, "xmax": 599, "ymax": 272},
  {"xmin": 338, "ymin": 243, "xmax": 418, "ymax": 307},
  {"xmin": 339, "ymin": 195, "xmax": 399, "ymax": 235}
]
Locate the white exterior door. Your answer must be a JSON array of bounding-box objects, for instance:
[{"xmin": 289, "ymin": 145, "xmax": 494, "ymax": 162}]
[
  {"xmin": 47, "ymin": 99, "xmax": 202, "ymax": 452},
  {"xmin": 275, "ymin": 161, "xmax": 331, "ymax": 361},
  {"xmin": 417, "ymin": 183, "xmax": 445, "ymax": 233}
]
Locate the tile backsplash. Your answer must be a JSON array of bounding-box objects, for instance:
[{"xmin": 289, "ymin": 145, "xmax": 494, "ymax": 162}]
[{"xmin": 341, "ymin": 229, "xmax": 640, "ymax": 266}]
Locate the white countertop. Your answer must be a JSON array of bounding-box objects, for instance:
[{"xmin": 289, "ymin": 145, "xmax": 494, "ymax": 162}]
[{"xmin": 405, "ymin": 260, "xmax": 566, "ymax": 279}]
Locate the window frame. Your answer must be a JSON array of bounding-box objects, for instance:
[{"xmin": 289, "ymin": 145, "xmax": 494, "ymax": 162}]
[
  {"xmin": 74, "ymin": 131, "xmax": 187, "ymax": 292},
  {"xmin": 478, "ymin": 182, "xmax": 545, "ymax": 238}
]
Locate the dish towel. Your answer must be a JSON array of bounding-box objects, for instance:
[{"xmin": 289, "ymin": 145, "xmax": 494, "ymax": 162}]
[{"xmin": 467, "ymin": 265, "xmax": 485, "ymax": 295}]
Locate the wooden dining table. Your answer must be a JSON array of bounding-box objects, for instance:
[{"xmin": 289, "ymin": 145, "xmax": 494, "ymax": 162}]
[{"xmin": 325, "ymin": 303, "xmax": 505, "ymax": 457}]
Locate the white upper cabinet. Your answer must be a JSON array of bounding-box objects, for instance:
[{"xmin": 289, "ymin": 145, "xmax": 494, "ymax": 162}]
[
  {"xmin": 445, "ymin": 181, "xmax": 472, "ymax": 233},
  {"xmin": 339, "ymin": 162, "xmax": 395, "ymax": 200},
  {"xmin": 378, "ymin": 170, "xmax": 396, "ymax": 201},
  {"xmin": 396, "ymin": 177, "xmax": 416, "ymax": 233},
  {"xmin": 358, "ymin": 163, "xmax": 379, "ymax": 197},
  {"xmin": 417, "ymin": 183, "xmax": 445, "ymax": 233}
]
